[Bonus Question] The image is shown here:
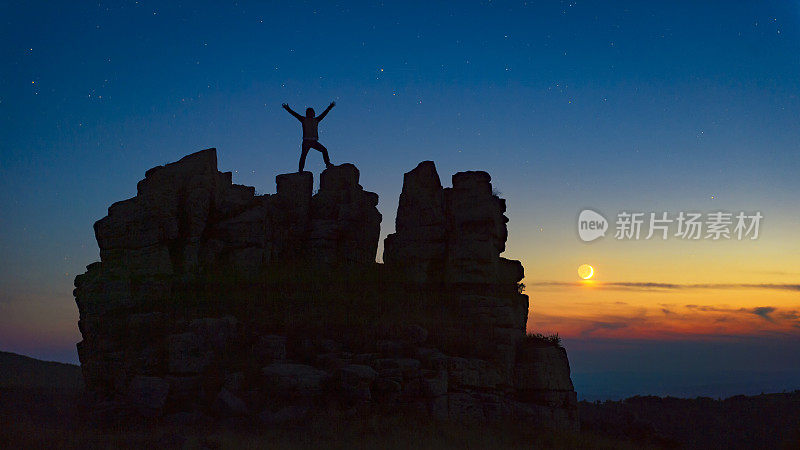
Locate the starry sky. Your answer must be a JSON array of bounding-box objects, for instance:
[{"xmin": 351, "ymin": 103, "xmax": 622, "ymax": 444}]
[{"xmin": 2, "ymin": 1, "xmax": 799, "ymax": 399}]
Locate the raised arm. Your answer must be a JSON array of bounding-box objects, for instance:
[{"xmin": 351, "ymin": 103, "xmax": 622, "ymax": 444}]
[
  {"xmin": 282, "ymin": 103, "xmax": 303, "ymax": 121},
  {"xmin": 316, "ymin": 101, "xmax": 335, "ymax": 122}
]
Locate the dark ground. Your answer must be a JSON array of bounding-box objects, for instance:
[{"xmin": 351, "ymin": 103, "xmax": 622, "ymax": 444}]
[
  {"xmin": 0, "ymin": 386, "xmax": 633, "ymax": 449},
  {"xmin": 1, "ymin": 351, "xmax": 798, "ymax": 449}
]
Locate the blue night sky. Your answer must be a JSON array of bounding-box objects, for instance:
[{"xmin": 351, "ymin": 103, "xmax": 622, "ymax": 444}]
[{"xmin": 2, "ymin": 1, "xmax": 799, "ymax": 399}]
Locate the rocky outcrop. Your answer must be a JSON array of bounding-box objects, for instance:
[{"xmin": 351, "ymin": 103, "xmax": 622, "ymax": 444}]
[
  {"xmin": 514, "ymin": 339, "xmax": 577, "ymax": 426},
  {"xmin": 384, "ymin": 161, "xmax": 528, "ymax": 384},
  {"xmin": 74, "ymin": 148, "xmax": 577, "ymax": 430},
  {"xmin": 384, "ymin": 161, "xmax": 522, "ymax": 290},
  {"xmin": 90, "ymin": 149, "xmax": 380, "ymax": 281}
]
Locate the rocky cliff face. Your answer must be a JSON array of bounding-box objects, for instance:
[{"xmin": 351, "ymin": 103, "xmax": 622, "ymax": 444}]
[
  {"xmin": 384, "ymin": 162, "xmax": 529, "ymax": 380},
  {"xmin": 74, "ymin": 148, "xmax": 577, "ymax": 429}
]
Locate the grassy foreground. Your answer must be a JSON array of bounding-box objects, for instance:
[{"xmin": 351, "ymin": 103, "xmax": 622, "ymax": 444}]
[
  {"xmin": 1, "ymin": 387, "xmax": 643, "ymax": 450},
  {"xmin": 4, "ymin": 414, "xmax": 641, "ymax": 450}
]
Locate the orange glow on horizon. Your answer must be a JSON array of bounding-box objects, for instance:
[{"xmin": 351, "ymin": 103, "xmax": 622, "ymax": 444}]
[{"xmin": 525, "ymin": 276, "xmax": 800, "ymax": 341}]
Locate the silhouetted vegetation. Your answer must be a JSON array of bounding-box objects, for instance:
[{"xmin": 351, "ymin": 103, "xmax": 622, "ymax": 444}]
[
  {"xmin": 580, "ymin": 392, "xmax": 800, "ymax": 449},
  {"xmin": 525, "ymin": 332, "xmax": 562, "ymax": 347}
]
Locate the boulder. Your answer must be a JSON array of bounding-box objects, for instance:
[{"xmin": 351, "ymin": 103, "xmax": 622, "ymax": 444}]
[
  {"xmin": 168, "ymin": 333, "xmax": 212, "ymax": 374},
  {"xmin": 254, "ymin": 335, "xmax": 287, "ymax": 362},
  {"xmin": 190, "ymin": 316, "xmax": 238, "ymax": 351},
  {"xmin": 371, "ymin": 377, "xmax": 402, "ymax": 404},
  {"xmin": 259, "ymin": 405, "xmax": 310, "ymax": 426},
  {"xmin": 336, "ymin": 364, "xmax": 377, "ymax": 383},
  {"xmin": 319, "ymin": 163, "xmax": 360, "ymax": 191},
  {"xmin": 262, "ymin": 363, "xmax": 329, "ymax": 396},
  {"xmin": 215, "ymin": 388, "xmax": 248, "ymax": 417},
  {"xmin": 309, "ymin": 164, "xmax": 381, "ymax": 264},
  {"xmin": 430, "ymin": 393, "xmax": 485, "ymax": 423},
  {"xmin": 275, "ymin": 171, "xmax": 313, "ymax": 205},
  {"xmin": 402, "ymin": 325, "xmax": 429, "ymax": 345},
  {"xmin": 156, "ymin": 433, "xmax": 188, "ymax": 450},
  {"xmin": 383, "ymin": 161, "xmax": 446, "ymax": 281},
  {"xmin": 166, "ymin": 375, "xmax": 201, "ymax": 406},
  {"xmin": 223, "ymin": 372, "xmax": 244, "ymax": 393},
  {"xmin": 420, "ymin": 369, "xmax": 448, "ymax": 398},
  {"xmin": 514, "ymin": 342, "xmax": 575, "ymax": 405},
  {"xmin": 334, "ymin": 364, "xmax": 378, "ymax": 401},
  {"xmin": 128, "ymin": 376, "xmax": 170, "ymax": 417},
  {"xmin": 373, "ymin": 358, "xmax": 421, "ymax": 381}
]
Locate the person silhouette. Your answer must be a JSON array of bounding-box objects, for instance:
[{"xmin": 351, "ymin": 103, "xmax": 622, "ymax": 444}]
[{"xmin": 282, "ymin": 101, "xmax": 335, "ymax": 172}]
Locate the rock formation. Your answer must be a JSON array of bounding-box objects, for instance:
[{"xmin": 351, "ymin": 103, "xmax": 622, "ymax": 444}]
[
  {"xmin": 384, "ymin": 162, "xmax": 528, "ymax": 379},
  {"xmin": 74, "ymin": 148, "xmax": 577, "ymax": 429}
]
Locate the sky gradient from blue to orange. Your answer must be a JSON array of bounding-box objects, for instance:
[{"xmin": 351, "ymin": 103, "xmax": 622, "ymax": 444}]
[{"xmin": 1, "ymin": 1, "xmax": 799, "ymax": 398}]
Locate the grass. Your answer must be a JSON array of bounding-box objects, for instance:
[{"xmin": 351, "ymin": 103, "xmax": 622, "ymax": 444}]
[
  {"xmin": 1, "ymin": 400, "xmax": 646, "ymax": 450},
  {"xmin": 524, "ymin": 332, "xmax": 562, "ymax": 347}
]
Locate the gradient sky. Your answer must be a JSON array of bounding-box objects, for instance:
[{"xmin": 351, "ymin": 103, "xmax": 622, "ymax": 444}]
[{"xmin": 2, "ymin": 1, "xmax": 799, "ymax": 399}]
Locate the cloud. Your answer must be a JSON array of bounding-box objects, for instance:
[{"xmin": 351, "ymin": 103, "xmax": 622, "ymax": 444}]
[
  {"xmin": 685, "ymin": 305, "xmax": 730, "ymax": 312},
  {"xmin": 686, "ymin": 304, "xmax": 779, "ymax": 322},
  {"xmin": 750, "ymin": 306, "xmax": 776, "ymax": 322},
  {"xmin": 530, "ymin": 302, "xmax": 800, "ymax": 342},
  {"xmin": 580, "ymin": 320, "xmax": 630, "ymax": 338},
  {"xmin": 526, "ymin": 281, "xmax": 800, "ymax": 292}
]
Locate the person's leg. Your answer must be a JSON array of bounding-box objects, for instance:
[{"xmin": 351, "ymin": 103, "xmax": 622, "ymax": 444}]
[
  {"xmin": 310, "ymin": 141, "xmax": 332, "ymax": 167},
  {"xmin": 299, "ymin": 141, "xmax": 311, "ymax": 172}
]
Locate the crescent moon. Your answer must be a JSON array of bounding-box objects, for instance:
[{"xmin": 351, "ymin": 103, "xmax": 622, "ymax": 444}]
[{"xmin": 578, "ymin": 264, "xmax": 594, "ymax": 280}]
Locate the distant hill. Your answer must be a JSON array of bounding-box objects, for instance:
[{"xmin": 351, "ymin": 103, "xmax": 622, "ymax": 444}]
[
  {"xmin": 580, "ymin": 392, "xmax": 800, "ymax": 449},
  {"xmin": 0, "ymin": 351, "xmax": 83, "ymax": 390}
]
